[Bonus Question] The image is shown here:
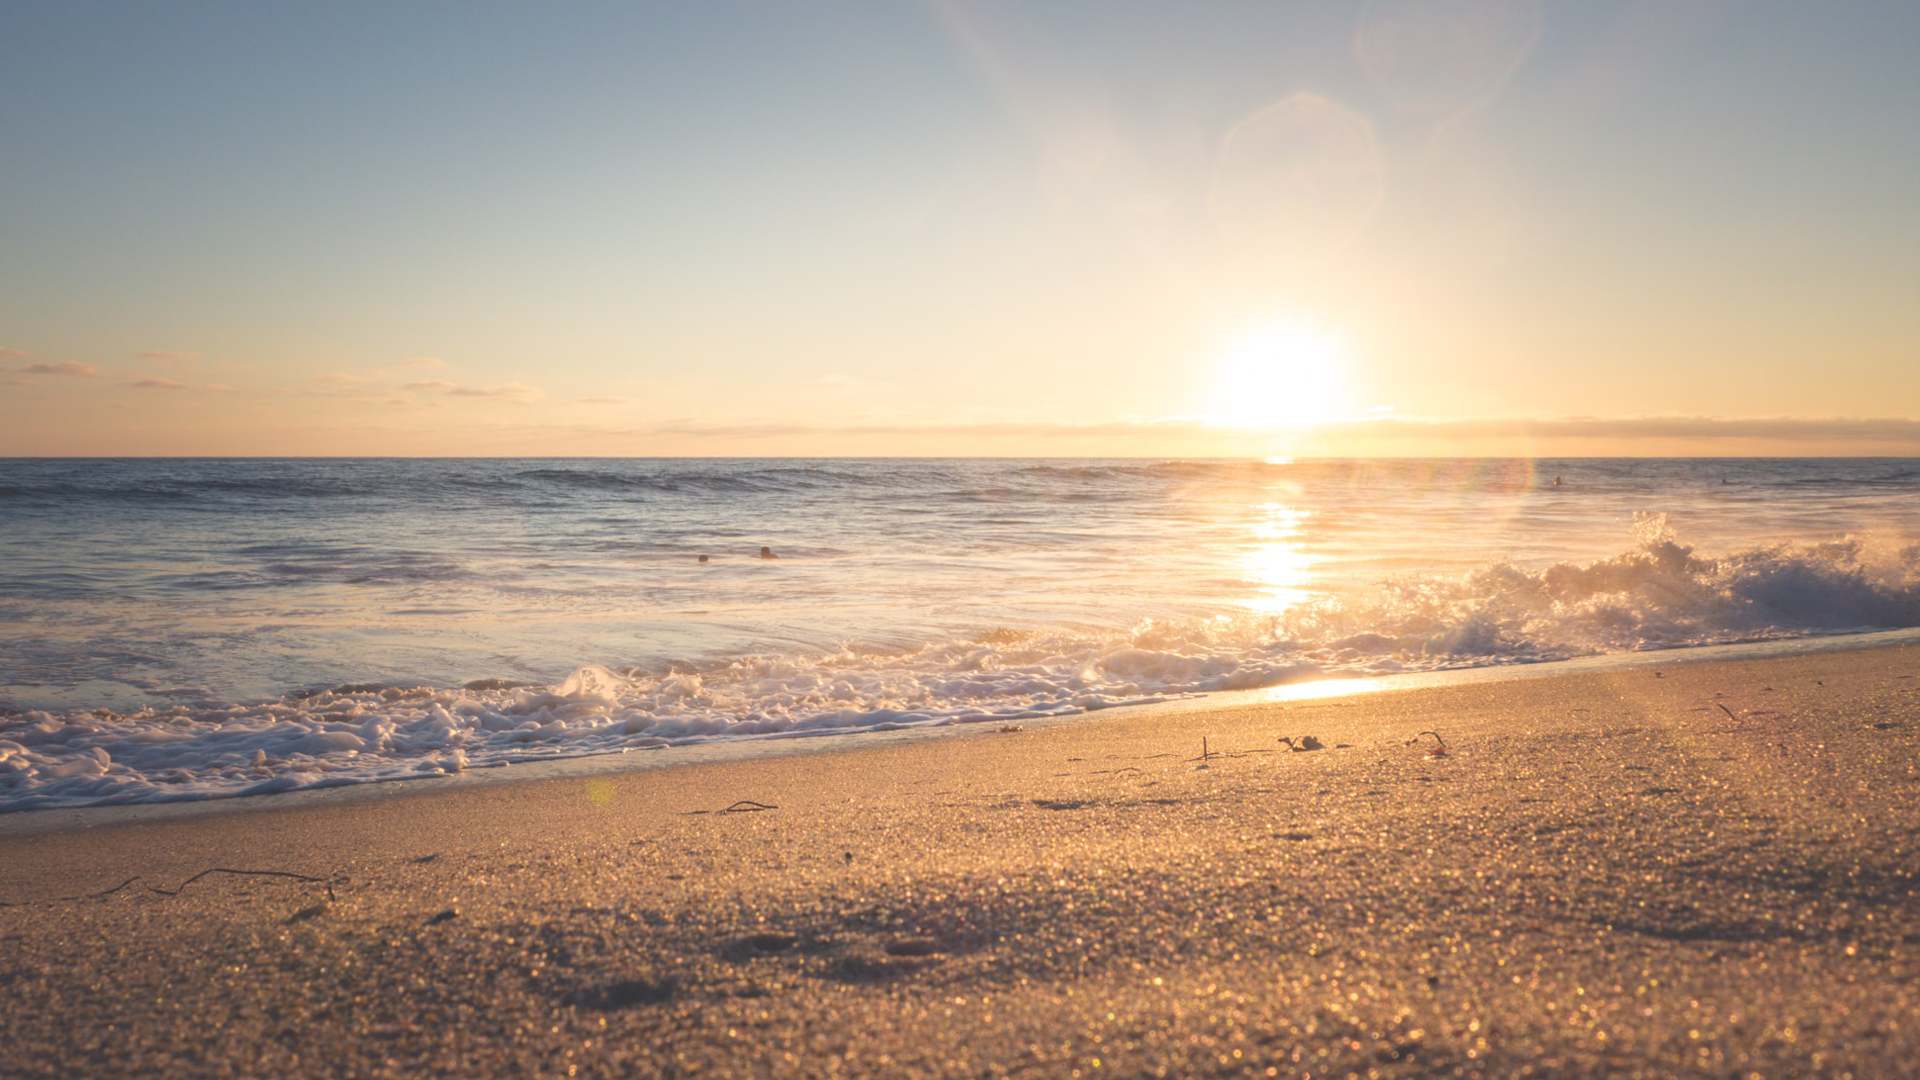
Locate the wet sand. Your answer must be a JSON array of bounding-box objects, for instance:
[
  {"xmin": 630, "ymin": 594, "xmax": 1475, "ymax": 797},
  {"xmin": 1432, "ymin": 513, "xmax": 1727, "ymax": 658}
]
[{"xmin": 4, "ymin": 644, "xmax": 1919, "ymax": 1077}]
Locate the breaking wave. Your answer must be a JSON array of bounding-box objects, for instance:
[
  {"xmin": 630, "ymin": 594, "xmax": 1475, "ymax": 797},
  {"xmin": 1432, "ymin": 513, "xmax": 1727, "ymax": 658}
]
[{"xmin": 6, "ymin": 518, "xmax": 1917, "ymax": 811}]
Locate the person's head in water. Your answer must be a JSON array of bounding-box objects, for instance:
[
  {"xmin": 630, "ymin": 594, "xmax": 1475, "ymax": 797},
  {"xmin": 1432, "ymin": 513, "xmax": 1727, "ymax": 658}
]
[
  {"xmin": 697, "ymin": 554, "xmax": 709, "ymax": 563},
  {"xmin": 760, "ymin": 546, "xmax": 778, "ymax": 560}
]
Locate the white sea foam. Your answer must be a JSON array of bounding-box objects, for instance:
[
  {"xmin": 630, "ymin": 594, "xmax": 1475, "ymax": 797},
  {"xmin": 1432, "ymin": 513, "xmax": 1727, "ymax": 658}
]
[{"xmin": 5, "ymin": 522, "xmax": 1917, "ymax": 811}]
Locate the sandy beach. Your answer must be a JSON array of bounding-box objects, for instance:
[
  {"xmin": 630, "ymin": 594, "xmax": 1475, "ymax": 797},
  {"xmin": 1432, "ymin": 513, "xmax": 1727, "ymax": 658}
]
[{"xmin": 4, "ymin": 642, "xmax": 1919, "ymax": 1077}]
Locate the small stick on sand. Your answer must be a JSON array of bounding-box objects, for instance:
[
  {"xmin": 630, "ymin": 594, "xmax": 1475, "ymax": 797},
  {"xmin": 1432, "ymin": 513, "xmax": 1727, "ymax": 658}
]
[
  {"xmin": 1407, "ymin": 731, "xmax": 1449, "ymax": 758},
  {"xmin": 1187, "ymin": 736, "xmax": 1214, "ymax": 767},
  {"xmin": 717, "ymin": 800, "xmax": 779, "ymax": 814},
  {"xmin": 1715, "ymin": 702, "xmax": 1739, "ymax": 722}
]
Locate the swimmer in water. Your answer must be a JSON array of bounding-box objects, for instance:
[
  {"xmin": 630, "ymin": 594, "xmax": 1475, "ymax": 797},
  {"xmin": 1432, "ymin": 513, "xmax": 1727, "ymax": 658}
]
[{"xmin": 759, "ymin": 546, "xmax": 778, "ymax": 560}]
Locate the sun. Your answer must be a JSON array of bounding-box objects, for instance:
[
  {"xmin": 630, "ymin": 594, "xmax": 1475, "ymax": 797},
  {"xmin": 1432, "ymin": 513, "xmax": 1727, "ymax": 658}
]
[{"xmin": 1203, "ymin": 320, "xmax": 1352, "ymax": 429}]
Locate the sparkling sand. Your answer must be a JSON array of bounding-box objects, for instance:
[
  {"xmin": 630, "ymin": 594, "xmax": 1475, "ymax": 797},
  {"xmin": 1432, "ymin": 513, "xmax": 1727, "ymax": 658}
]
[{"xmin": 4, "ymin": 644, "xmax": 1919, "ymax": 1076}]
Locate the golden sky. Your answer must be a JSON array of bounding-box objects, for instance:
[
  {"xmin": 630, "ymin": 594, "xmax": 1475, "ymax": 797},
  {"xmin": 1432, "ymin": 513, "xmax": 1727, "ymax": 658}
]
[{"xmin": 3, "ymin": 2, "xmax": 1917, "ymax": 456}]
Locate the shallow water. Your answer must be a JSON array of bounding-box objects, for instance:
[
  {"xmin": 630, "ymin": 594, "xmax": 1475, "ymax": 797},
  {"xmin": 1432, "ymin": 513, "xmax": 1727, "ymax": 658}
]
[{"xmin": 3, "ymin": 457, "xmax": 1917, "ymax": 809}]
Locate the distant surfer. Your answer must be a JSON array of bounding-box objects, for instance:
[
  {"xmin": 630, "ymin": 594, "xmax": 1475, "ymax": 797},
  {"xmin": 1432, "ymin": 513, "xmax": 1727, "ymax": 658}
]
[
  {"xmin": 1552, "ymin": 476, "xmax": 1563, "ymax": 487},
  {"xmin": 698, "ymin": 554, "xmax": 710, "ymax": 563},
  {"xmin": 759, "ymin": 546, "xmax": 779, "ymax": 560}
]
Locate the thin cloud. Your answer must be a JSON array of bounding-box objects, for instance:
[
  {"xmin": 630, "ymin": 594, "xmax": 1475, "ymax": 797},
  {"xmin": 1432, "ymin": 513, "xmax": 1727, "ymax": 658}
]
[
  {"xmin": 135, "ymin": 350, "xmax": 199, "ymax": 365},
  {"xmin": 313, "ymin": 372, "xmax": 369, "ymax": 386},
  {"xmin": 129, "ymin": 377, "xmax": 188, "ymax": 391},
  {"xmin": 631, "ymin": 415, "xmax": 1920, "ymax": 445},
  {"xmin": 404, "ymin": 379, "xmax": 539, "ymax": 401},
  {"xmin": 22, "ymin": 361, "xmax": 99, "ymax": 377},
  {"xmin": 0, "ymin": 346, "xmax": 27, "ymax": 362},
  {"xmin": 397, "ymin": 356, "xmax": 449, "ymax": 370}
]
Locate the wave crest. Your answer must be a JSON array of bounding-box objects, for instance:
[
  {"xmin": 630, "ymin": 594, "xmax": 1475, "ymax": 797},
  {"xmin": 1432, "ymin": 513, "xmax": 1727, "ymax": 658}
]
[{"xmin": 5, "ymin": 523, "xmax": 1918, "ymax": 810}]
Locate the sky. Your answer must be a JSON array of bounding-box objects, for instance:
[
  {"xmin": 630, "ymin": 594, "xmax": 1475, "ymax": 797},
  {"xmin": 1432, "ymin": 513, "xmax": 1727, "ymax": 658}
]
[{"xmin": 2, "ymin": 0, "xmax": 1917, "ymax": 457}]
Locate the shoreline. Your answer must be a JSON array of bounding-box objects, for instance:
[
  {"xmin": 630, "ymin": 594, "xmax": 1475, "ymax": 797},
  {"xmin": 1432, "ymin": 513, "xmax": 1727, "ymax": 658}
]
[
  {"xmin": 7, "ymin": 625, "xmax": 1919, "ymax": 837},
  {"xmin": 5, "ymin": 641, "xmax": 1919, "ymax": 1074}
]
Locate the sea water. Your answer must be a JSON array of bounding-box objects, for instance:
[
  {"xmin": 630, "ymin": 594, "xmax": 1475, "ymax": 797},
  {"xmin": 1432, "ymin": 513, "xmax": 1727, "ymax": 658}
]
[{"xmin": 2, "ymin": 457, "xmax": 1916, "ymax": 809}]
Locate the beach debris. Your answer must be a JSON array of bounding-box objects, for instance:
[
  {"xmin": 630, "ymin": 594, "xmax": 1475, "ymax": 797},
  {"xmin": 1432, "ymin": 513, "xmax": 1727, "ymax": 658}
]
[
  {"xmin": 425, "ymin": 907, "xmax": 460, "ymax": 925},
  {"xmin": 1407, "ymin": 730, "xmax": 1450, "ymax": 758},
  {"xmin": 1715, "ymin": 702, "xmax": 1740, "ymax": 723},
  {"xmin": 1187, "ymin": 736, "xmax": 1215, "ymax": 768},
  {"xmin": 0, "ymin": 874, "xmax": 144, "ymax": 907},
  {"xmin": 697, "ymin": 554, "xmax": 710, "ymax": 563},
  {"xmin": 998, "ymin": 723, "xmax": 1024, "ymax": 733},
  {"xmin": 685, "ymin": 799, "xmax": 779, "ymax": 815},
  {"xmin": 2, "ymin": 867, "xmax": 344, "ymax": 909},
  {"xmin": 411, "ymin": 852, "xmax": 441, "ymax": 864},
  {"xmin": 149, "ymin": 866, "xmax": 341, "ymax": 902},
  {"xmin": 1278, "ymin": 735, "xmax": 1324, "ymax": 752}
]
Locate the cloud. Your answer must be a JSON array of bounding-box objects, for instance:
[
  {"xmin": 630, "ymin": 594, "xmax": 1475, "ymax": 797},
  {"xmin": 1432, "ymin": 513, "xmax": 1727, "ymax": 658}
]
[
  {"xmin": 403, "ymin": 379, "xmax": 539, "ymax": 401},
  {"xmin": 129, "ymin": 377, "xmax": 187, "ymax": 391},
  {"xmin": 397, "ymin": 356, "xmax": 449, "ymax": 370},
  {"xmin": 136, "ymin": 350, "xmax": 199, "ymax": 365},
  {"xmin": 22, "ymin": 361, "xmax": 99, "ymax": 377},
  {"xmin": 313, "ymin": 372, "xmax": 368, "ymax": 386},
  {"xmin": 1335, "ymin": 416, "xmax": 1920, "ymax": 443},
  {"xmin": 0, "ymin": 346, "xmax": 27, "ymax": 362},
  {"xmin": 628, "ymin": 415, "xmax": 1920, "ymax": 446}
]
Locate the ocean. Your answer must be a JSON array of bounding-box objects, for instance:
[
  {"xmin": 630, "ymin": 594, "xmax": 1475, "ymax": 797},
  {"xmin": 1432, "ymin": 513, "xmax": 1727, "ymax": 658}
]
[{"xmin": 3, "ymin": 456, "xmax": 1917, "ymax": 810}]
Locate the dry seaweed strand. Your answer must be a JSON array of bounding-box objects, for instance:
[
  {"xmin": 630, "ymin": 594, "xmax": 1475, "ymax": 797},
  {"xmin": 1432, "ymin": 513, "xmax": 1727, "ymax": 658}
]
[
  {"xmin": 148, "ymin": 867, "xmax": 338, "ymax": 901},
  {"xmin": 1407, "ymin": 730, "xmax": 1450, "ymax": 758},
  {"xmin": 2, "ymin": 867, "xmax": 337, "ymax": 907}
]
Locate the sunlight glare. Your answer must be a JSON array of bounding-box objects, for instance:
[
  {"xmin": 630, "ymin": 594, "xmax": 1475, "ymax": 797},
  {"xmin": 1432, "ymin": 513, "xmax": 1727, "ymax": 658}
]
[{"xmin": 1205, "ymin": 320, "xmax": 1352, "ymax": 429}]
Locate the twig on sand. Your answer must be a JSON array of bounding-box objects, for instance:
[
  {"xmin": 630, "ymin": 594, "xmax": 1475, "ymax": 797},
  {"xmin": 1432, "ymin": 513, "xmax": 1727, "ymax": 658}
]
[
  {"xmin": 688, "ymin": 799, "xmax": 780, "ymax": 815},
  {"xmin": 1715, "ymin": 702, "xmax": 1739, "ymax": 722},
  {"xmin": 1278, "ymin": 735, "xmax": 1325, "ymax": 752},
  {"xmin": 1407, "ymin": 731, "xmax": 1450, "ymax": 758},
  {"xmin": 1186, "ymin": 736, "xmax": 1215, "ymax": 767}
]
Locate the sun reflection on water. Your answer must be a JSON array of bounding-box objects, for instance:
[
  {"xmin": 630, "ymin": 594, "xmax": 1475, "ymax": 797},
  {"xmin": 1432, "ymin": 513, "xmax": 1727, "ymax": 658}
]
[{"xmin": 1243, "ymin": 501, "xmax": 1316, "ymax": 615}]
